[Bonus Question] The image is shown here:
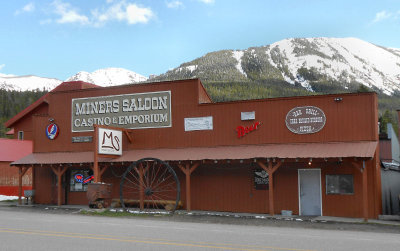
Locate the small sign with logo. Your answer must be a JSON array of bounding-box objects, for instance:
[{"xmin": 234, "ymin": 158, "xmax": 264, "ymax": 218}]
[
  {"xmin": 254, "ymin": 169, "xmax": 269, "ymax": 190},
  {"xmin": 285, "ymin": 106, "xmax": 326, "ymax": 134},
  {"xmin": 46, "ymin": 123, "xmax": 59, "ymax": 140},
  {"xmin": 98, "ymin": 127, "xmax": 122, "ymax": 156}
]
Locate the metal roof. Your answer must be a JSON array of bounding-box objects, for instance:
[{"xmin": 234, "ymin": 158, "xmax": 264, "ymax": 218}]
[{"xmin": 11, "ymin": 141, "xmax": 377, "ymax": 165}]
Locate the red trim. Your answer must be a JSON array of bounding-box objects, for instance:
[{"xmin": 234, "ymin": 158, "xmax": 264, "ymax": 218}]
[{"xmin": 0, "ymin": 186, "xmax": 32, "ymax": 196}]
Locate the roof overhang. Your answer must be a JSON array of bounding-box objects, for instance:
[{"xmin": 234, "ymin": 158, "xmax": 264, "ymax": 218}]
[{"xmin": 11, "ymin": 141, "xmax": 377, "ymax": 166}]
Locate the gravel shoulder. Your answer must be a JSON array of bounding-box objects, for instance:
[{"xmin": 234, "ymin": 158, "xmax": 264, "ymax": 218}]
[{"xmin": 1, "ymin": 202, "xmax": 400, "ymax": 234}]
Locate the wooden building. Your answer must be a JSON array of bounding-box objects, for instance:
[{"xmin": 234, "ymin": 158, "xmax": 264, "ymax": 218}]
[
  {"xmin": 0, "ymin": 138, "xmax": 32, "ymax": 196},
  {"xmin": 5, "ymin": 79, "xmax": 381, "ymax": 219}
]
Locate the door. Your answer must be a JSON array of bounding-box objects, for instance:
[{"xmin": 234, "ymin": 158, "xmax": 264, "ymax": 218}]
[{"xmin": 298, "ymin": 169, "xmax": 322, "ymax": 216}]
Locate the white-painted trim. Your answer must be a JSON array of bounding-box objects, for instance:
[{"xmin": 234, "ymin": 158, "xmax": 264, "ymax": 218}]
[{"xmin": 298, "ymin": 168, "xmax": 322, "ymax": 216}]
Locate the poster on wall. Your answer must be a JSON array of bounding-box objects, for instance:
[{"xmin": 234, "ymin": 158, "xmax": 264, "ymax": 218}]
[
  {"xmin": 254, "ymin": 169, "xmax": 269, "ymax": 190},
  {"xmin": 184, "ymin": 116, "xmax": 213, "ymax": 131},
  {"xmin": 72, "ymin": 91, "xmax": 171, "ymax": 132}
]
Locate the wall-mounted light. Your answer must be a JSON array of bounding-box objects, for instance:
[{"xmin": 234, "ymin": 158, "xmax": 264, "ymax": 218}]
[
  {"xmin": 334, "ymin": 97, "xmax": 343, "ymax": 102},
  {"xmin": 48, "ymin": 118, "xmax": 55, "ymax": 122},
  {"xmin": 308, "ymin": 158, "xmax": 312, "ymax": 166}
]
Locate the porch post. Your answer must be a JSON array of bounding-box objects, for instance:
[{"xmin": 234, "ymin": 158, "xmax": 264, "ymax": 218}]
[
  {"xmin": 178, "ymin": 162, "xmax": 200, "ymax": 211},
  {"xmin": 351, "ymin": 160, "xmax": 368, "ymax": 221},
  {"xmin": 362, "ymin": 160, "xmax": 368, "ymax": 221},
  {"xmin": 18, "ymin": 166, "xmax": 30, "ymax": 205},
  {"xmin": 18, "ymin": 166, "xmax": 22, "ymax": 205},
  {"xmin": 257, "ymin": 160, "xmax": 282, "ymax": 216},
  {"xmin": 93, "ymin": 125, "xmax": 100, "ymax": 182},
  {"xmin": 50, "ymin": 165, "xmax": 69, "ymax": 206},
  {"xmin": 139, "ymin": 164, "xmax": 144, "ymax": 210}
]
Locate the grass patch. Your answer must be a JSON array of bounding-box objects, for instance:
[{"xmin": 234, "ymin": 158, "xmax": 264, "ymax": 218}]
[{"xmin": 1, "ymin": 199, "xmax": 18, "ymax": 203}]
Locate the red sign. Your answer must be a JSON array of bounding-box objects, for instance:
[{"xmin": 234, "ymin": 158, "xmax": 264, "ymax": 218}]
[{"xmin": 236, "ymin": 122, "xmax": 261, "ymax": 138}]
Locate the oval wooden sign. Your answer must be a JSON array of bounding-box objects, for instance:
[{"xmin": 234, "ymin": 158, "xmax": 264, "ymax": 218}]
[{"xmin": 285, "ymin": 106, "xmax": 326, "ymax": 134}]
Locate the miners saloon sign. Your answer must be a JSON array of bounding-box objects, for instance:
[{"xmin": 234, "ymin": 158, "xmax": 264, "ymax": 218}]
[
  {"xmin": 285, "ymin": 106, "xmax": 326, "ymax": 134},
  {"xmin": 72, "ymin": 91, "xmax": 171, "ymax": 132}
]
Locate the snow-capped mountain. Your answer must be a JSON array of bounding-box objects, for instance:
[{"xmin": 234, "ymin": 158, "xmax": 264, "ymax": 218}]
[
  {"xmin": 0, "ymin": 68, "xmax": 147, "ymax": 91},
  {"xmin": 66, "ymin": 67, "xmax": 148, "ymax": 87},
  {"xmin": 154, "ymin": 37, "xmax": 400, "ymax": 96},
  {"xmin": 0, "ymin": 73, "xmax": 62, "ymax": 91}
]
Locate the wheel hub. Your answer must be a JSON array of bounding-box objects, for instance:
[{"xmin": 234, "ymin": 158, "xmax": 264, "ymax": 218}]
[{"xmin": 145, "ymin": 187, "xmax": 153, "ymax": 196}]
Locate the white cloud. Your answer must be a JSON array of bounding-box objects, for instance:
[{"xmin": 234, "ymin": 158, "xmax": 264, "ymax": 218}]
[
  {"xmin": 166, "ymin": 1, "xmax": 184, "ymax": 9},
  {"xmin": 41, "ymin": 1, "xmax": 154, "ymax": 27},
  {"xmin": 0, "ymin": 64, "xmax": 5, "ymax": 70},
  {"xmin": 52, "ymin": 0, "xmax": 89, "ymax": 25},
  {"xmin": 15, "ymin": 2, "xmax": 35, "ymax": 15},
  {"xmin": 92, "ymin": 1, "xmax": 154, "ymax": 26},
  {"xmin": 372, "ymin": 10, "xmax": 392, "ymax": 23},
  {"xmin": 198, "ymin": 0, "xmax": 215, "ymax": 4}
]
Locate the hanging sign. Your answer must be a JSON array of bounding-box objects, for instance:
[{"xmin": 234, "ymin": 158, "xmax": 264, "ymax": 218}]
[
  {"xmin": 72, "ymin": 91, "xmax": 171, "ymax": 132},
  {"xmin": 46, "ymin": 123, "xmax": 59, "ymax": 140},
  {"xmin": 254, "ymin": 169, "xmax": 269, "ymax": 190},
  {"xmin": 98, "ymin": 127, "xmax": 122, "ymax": 156},
  {"xmin": 285, "ymin": 106, "xmax": 326, "ymax": 134}
]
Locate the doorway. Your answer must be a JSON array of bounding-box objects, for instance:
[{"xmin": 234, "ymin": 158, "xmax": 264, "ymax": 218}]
[{"xmin": 298, "ymin": 169, "xmax": 322, "ymax": 216}]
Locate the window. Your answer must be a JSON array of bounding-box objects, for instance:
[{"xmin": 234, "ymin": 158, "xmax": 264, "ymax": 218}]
[
  {"xmin": 18, "ymin": 131, "xmax": 24, "ymax": 140},
  {"xmin": 326, "ymin": 174, "xmax": 354, "ymax": 195},
  {"xmin": 70, "ymin": 169, "xmax": 94, "ymax": 192}
]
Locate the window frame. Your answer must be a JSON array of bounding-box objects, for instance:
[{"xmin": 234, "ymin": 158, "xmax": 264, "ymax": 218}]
[
  {"xmin": 18, "ymin": 131, "xmax": 24, "ymax": 140},
  {"xmin": 326, "ymin": 174, "xmax": 354, "ymax": 195}
]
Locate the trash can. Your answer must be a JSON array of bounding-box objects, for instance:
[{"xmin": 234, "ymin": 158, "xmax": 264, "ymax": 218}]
[
  {"xmin": 87, "ymin": 183, "xmax": 112, "ymax": 209},
  {"xmin": 23, "ymin": 190, "xmax": 35, "ymax": 205}
]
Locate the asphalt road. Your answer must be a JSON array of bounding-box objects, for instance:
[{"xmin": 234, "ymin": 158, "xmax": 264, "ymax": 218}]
[{"xmin": 0, "ymin": 207, "xmax": 400, "ymax": 251}]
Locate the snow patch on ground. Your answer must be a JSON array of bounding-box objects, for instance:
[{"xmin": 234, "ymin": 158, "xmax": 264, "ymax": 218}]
[
  {"xmin": 232, "ymin": 50, "xmax": 247, "ymax": 77},
  {"xmin": 0, "ymin": 195, "xmax": 18, "ymax": 201}
]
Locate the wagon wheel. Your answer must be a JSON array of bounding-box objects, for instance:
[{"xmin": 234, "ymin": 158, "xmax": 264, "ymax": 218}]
[{"xmin": 120, "ymin": 158, "xmax": 180, "ymax": 213}]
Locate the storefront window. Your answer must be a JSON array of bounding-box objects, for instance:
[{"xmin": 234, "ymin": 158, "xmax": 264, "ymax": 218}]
[
  {"xmin": 70, "ymin": 170, "xmax": 94, "ymax": 192},
  {"xmin": 326, "ymin": 174, "xmax": 354, "ymax": 195}
]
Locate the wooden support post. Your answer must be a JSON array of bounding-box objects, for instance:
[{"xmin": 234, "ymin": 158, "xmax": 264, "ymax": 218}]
[
  {"xmin": 351, "ymin": 160, "xmax": 369, "ymax": 222},
  {"xmin": 257, "ymin": 160, "xmax": 282, "ymax": 216},
  {"xmin": 178, "ymin": 162, "xmax": 200, "ymax": 212},
  {"xmin": 18, "ymin": 167, "xmax": 22, "ymax": 205},
  {"xmin": 362, "ymin": 161, "xmax": 368, "ymax": 222},
  {"xmin": 50, "ymin": 165, "xmax": 69, "ymax": 206},
  {"xmin": 139, "ymin": 164, "xmax": 144, "ymax": 210},
  {"xmin": 18, "ymin": 166, "xmax": 30, "ymax": 205},
  {"xmin": 94, "ymin": 125, "xmax": 100, "ymax": 182}
]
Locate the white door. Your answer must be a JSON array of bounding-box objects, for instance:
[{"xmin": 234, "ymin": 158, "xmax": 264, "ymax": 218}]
[{"xmin": 298, "ymin": 169, "xmax": 322, "ymax": 216}]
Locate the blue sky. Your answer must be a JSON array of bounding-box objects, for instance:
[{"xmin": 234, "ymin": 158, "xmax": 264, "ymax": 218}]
[{"xmin": 0, "ymin": 0, "xmax": 399, "ymax": 80}]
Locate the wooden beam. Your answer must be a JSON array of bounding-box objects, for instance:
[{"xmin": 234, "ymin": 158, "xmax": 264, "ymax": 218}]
[
  {"xmin": 351, "ymin": 161, "xmax": 368, "ymax": 221},
  {"xmin": 257, "ymin": 160, "xmax": 282, "ymax": 216},
  {"xmin": 139, "ymin": 165, "xmax": 144, "ymax": 210},
  {"xmin": 18, "ymin": 166, "xmax": 31, "ymax": 205},
  {"xmin": 362, "ymin": 161, "xmax": 368, "ymax": 222},
  {"xmin": 94, "ymin": 125, "xmax": 100, "ymax": 182},
  {"xmin": 18, "ymin": 167, "xmax": 23, "ymax": 205},
  {"xmin": 177, "ymin": 162, "xmax": 200, "ymax": 212},
  {"xmin": 124, "ymin": 130, "xmax": 133, "ymax": 143}
]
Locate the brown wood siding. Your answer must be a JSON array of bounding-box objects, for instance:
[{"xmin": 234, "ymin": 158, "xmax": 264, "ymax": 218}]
[
  {"xmin": 31, "ymin": 80, "xmax": 377, "ymax": 153},
  {"xmin": 11, "ymin": 103, "xmax": 48, "ymax": 140},
  {"xmin": 33, "ymin": 167, "xmax": 55, "ymax": 204},
  {"xmin": 13, "ymin": 79, "xmax": 380, "ymax": 218}
]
